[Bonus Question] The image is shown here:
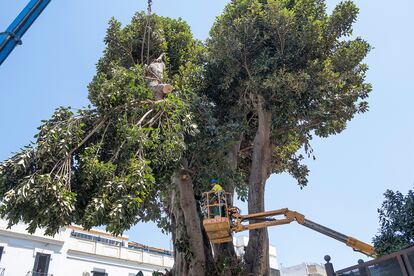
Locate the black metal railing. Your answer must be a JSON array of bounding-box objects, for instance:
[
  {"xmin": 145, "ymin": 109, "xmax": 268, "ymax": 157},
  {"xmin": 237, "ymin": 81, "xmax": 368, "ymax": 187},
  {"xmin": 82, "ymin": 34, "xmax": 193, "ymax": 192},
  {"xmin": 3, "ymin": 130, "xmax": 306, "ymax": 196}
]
[
  {"xmin": 329, "ymin": 245, "xmax": 414, "ymax": 276},
  {"xmin": 128, "ymin": 241, "xmax": 174, "ymax": 257},
  {"xmin": 70, "ymin": 230, "xmax": 124, "ymax": 247}
]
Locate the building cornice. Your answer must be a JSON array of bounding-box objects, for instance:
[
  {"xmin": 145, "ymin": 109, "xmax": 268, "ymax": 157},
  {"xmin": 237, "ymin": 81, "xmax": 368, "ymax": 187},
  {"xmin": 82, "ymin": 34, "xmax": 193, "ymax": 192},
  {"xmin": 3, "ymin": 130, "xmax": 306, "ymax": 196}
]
[
  {"xmin": 66, "ymin": 249, "xmax": 171, "ymax": 272},
  {"xmin": 0, "ymin": 228, "xmax": 64, "ymax": 246}
]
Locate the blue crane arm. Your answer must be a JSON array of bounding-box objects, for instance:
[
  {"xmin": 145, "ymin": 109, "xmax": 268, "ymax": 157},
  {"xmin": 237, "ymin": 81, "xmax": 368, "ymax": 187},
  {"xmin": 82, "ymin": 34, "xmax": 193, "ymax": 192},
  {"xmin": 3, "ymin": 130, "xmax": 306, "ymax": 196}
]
[{"xmin": 0, "ymin": 0, "xmax": 51, "ymax": 66}]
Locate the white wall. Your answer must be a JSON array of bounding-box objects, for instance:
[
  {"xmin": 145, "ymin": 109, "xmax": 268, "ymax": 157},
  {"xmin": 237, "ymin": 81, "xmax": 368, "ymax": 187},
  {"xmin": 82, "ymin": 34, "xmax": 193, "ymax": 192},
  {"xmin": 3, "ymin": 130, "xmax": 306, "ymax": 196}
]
[
  {"xmin": 0, "ymin": 220, "xmax": 173, "ymax": 276},
  {"xmin": 281, "ymin": 264, "xmax": 308, "ymax": 276},
  {"xmin": 0, "ymin": 234, "xmax": 64, "ymax": 275},
  {"xmin": 233, "ymin": 235, "xmax": 279, "ymax": 270},
  {"xmin": 281, "ymin": 263, "xmax": 327, "ymax": 276},
  {"xmin": 0, "ymin": 221, "xmax": 284, "ymax": 276},
  {"xmin": 65, "ymin": 252, "xmax": 157, "ymax": 276}
]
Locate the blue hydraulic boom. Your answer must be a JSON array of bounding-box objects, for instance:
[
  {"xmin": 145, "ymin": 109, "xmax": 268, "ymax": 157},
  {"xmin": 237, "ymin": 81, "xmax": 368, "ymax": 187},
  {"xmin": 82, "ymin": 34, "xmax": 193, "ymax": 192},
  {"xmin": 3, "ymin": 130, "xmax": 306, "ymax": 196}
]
[{"xmin": 0, "ymin": 0, "xmax": 51, "ymax": 66}]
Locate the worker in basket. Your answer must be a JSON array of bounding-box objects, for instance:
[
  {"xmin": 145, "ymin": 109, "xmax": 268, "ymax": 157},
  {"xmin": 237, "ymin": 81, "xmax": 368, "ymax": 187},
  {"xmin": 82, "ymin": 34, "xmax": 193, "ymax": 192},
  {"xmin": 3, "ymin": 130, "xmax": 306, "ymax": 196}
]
[{"xmin": 209, "ymin": 179, "xmax": 226, "ymax": 218}]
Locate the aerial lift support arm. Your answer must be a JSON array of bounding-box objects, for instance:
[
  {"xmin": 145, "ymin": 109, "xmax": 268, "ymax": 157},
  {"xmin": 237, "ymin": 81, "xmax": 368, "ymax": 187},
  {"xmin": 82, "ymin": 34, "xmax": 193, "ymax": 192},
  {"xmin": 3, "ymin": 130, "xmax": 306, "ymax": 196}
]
[
  {"xmin": 0, "ymin": 0, "xmax": 51, "ymax": 65},
  {"xmin": 230, "ymin": 208, "xmax": 376, "ymax": 258}
]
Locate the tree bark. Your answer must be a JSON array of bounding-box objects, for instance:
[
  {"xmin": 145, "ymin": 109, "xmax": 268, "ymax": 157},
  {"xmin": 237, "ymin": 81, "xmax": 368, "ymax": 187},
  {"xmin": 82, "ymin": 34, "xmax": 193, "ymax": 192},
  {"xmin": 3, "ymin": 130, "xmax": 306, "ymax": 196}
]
[
  {"xmin": 169, "ymin": 195, "xmax": 190, "ymax": 276},
  {"xmin": 168, "ymin": 159, "xmax": 217, "ymax": 276},
  {"xmin": 244, "ymin": 96, "xmax": 272, "ymax": 276},
  {"xmin": 176, "ymin": 168, "xmax": 206, "ymax": 275}
]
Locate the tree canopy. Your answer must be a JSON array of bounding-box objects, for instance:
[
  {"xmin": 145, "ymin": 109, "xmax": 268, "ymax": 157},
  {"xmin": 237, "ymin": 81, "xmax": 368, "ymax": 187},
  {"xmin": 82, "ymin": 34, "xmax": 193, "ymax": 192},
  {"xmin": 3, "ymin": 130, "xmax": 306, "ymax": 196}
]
[
  {"xmin": 0, "ymin": 12, "xmax": 203, "ymax": 236},
  {"xmin": 374, "ymin": 188, "xmax": 414, "ymax": 256},
  {"xmin": 206, "ymin": 0, "xmax": 371, "ymax": 186}
]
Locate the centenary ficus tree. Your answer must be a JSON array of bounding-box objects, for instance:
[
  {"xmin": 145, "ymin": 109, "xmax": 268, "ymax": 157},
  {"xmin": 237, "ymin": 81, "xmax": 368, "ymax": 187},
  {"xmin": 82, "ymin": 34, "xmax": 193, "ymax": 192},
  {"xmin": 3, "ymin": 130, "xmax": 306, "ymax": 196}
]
[
  {"xmin": 0, "ymin": 0, "xmax": 371, "ymax": 275},
  {"xmin": 373, "ymin": 188, "xmax": 414, "ymax": 256},
  {"xmin": 206, "ymin": 0, "xmax": 371, "ymax": 274}
]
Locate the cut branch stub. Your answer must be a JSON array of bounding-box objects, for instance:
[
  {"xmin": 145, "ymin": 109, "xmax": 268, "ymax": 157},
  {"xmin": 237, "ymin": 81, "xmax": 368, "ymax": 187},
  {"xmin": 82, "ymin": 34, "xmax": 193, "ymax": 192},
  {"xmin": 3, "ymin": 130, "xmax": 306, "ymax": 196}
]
[
  {"xmin": 180, "ymin": 173, "xmax": 189, "ymax": 181},
  {"xmin": 149, "ymin": 82, "xmax": 173, "ymax": 100},
  {"xmin": 146, "ymin": 54, "xmax": 173, "ymax": 100}
]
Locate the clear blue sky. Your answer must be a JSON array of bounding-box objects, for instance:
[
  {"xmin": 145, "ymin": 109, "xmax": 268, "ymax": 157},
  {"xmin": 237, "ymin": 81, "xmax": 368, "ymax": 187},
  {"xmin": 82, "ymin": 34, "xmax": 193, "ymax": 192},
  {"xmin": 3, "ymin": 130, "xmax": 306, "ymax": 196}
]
[{"xmin": 1, "ymin": 0, "xmax": 413, "ymax": 270}]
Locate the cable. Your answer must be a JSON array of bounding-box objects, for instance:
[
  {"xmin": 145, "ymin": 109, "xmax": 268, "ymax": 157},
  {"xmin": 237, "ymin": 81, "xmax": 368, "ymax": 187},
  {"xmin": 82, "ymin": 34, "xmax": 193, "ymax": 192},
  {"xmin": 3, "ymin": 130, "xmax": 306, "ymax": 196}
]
[
  {"xmin": 146, "ymin": 0, "xmax": 152, "ymax": 65},
  {"xmin": 140, "ymin": 0, "xmax": 153, "ymax": 65}
]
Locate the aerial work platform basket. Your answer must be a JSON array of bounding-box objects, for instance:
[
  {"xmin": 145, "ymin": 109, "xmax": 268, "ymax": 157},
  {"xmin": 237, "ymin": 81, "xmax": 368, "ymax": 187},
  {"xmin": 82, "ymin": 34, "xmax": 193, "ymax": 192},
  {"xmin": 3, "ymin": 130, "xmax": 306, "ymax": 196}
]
[{"xmin": 202, "ymin": 191, "xmax": 233, "ymax": 244}]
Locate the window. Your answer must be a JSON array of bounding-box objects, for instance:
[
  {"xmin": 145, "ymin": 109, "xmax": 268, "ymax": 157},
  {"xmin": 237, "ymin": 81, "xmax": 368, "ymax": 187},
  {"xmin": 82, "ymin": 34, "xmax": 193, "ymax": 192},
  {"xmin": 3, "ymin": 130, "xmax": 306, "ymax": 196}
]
[
  {"xmin": 0, "ymin": 247, "xmax": 3, "ymax": 262},
  {"xmin": 129, "ymin": 272, "xmax": 144, "ymax": 276},
  {"xmin": 92, "ymin": 268, "xmax": 107, "ymax": 276},
  {"xmin": 92, "ymin": 272, "xmax": 107, "ymax": 276},
  {"xmin": 33, "ymin": 253, "xmax": 50, "ymax": 276}
]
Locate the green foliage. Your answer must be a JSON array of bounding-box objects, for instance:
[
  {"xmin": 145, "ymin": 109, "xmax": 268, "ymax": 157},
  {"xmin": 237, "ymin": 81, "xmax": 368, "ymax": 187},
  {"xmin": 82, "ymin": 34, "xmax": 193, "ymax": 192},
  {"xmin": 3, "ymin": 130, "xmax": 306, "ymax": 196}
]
[
  {"xmin": 206, "ymin": 0, "xmax": 372, "ymax": 186},
  {"xmin": 373, "ymin": 188, "xmax": 414, "ymax": 256},
  {"xmin": 95, "ymin": 12, "xmax": 203, "ymax": 79},
  {"xmin": 88, "ymin": 65, "xmax": 153, "ymax": 112},
  {"xmin": 186, "ymin": 97, "xmax": 246, "ymax": 197},
  {"xmin": 0, "ymin": 13, "xmax": 203, "ymax": 236},
  {"xmin": 0, "ymin": 172, "xmax": 76, "ymax": 236},
  {"xmin": 174, "ymin": 226, "xmax": 193, "ymax": 262}
]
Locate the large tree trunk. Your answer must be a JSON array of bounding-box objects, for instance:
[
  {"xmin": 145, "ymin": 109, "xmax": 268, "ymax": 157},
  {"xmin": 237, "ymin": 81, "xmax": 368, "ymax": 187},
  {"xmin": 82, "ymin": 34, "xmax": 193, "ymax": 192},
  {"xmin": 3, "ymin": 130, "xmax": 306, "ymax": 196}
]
[
  {"xmin": 244, "ymin": 96, "xmax": 272, "ymax": 276},
  {"xmin": 169, "ymin": 197, "xmax": 190, "ymax": 276},
  {"xmin": 168, "ymin": 159, "xmax": 216, "ymax": 276},
  {"xmin": 176, "ymin": 167, "xmax": 206, "ymax": 275},
  {"xmin": 212, "ymin": 138, "xmax": 241, "ymax": 273},
  {"xmin": 146, "ymin": 55, "xmax": 208, "ymax": 276}
]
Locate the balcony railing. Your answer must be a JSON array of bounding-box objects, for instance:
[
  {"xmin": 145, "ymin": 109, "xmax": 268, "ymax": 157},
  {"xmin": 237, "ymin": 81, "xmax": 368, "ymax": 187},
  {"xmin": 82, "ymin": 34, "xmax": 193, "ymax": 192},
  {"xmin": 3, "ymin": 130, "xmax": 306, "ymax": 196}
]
[
  {"xmin": 335, "ymin": 246, "xmax": 414, "ymax": 276},
  {"xmin": 26, "ymin": 271, "xmax": 53, "ymax": 276}
]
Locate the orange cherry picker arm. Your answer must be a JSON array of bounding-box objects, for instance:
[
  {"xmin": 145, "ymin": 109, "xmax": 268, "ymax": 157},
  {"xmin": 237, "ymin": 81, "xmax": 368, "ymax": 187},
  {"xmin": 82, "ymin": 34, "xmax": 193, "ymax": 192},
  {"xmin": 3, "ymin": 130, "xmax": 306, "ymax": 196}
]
[{"xmin": 228, "ymin": 208, "xmax": 376, "ymax": 258}]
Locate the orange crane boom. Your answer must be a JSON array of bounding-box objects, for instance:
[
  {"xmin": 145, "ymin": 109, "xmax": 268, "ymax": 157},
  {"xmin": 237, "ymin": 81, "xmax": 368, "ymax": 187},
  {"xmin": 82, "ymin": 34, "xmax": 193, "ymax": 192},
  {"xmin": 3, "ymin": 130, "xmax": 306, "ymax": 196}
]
[
  {"xmin": 201, "ymin": 192, "xmax": 376, "ymax": 257},
  {"xmin": 229, "ymin": 208, "xmax": 376, "ymax": 257}
]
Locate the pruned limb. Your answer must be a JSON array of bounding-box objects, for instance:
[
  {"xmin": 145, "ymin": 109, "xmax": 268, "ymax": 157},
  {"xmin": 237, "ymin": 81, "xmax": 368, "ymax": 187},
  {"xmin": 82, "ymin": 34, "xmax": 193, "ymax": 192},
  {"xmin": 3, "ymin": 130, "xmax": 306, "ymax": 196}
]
[
  {"xmin": 149, "ymin": 83, "xmax": 173, "ymax": 100},
  {"xmin": 145, "ymin": 54, "xmax": 173, "ymax": 99}
]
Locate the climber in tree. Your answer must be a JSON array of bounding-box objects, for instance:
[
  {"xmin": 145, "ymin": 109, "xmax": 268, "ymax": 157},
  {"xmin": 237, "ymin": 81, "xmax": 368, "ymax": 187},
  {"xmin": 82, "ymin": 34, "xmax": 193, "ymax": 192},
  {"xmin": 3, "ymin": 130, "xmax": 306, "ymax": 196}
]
[
  {"xmin": 210, "ymin": 179, "xmax": 223, "ymax": 192},
  {"xmin": 209, "ymin": 179, "xmax": 226, "ymax": 217}
]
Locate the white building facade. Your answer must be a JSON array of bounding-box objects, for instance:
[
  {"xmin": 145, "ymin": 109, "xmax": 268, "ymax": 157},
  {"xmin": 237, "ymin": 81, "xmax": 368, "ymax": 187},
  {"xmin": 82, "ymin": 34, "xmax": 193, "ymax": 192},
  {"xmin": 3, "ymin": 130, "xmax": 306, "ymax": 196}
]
[
  {"xmin": 281, "ymin": 263, "xmax": 327, "ymax": 276},
  {"xmin": 0, "ymin": 220, "xmax": 282, "ymax": 276},
  {"xmin": 233, "ymin": 236, "xmax": 280, "ymax": 276},
  {"xmin": 0, "ymin": 220, "xmax": 173, "ymax": 276}
]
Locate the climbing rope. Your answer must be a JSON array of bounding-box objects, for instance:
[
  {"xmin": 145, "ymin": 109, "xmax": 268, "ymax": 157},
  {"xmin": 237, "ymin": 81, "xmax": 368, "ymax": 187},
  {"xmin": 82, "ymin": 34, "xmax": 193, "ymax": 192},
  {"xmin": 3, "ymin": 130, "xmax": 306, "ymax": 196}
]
[
  {"xmin": 147, "ymin": 0, "xmax": 152, "ymax": 15},
  {"xmin": 141, "ymin": 0, "xmax": 153, "ymax": 65},
  {"xmin": 147, "ymin": 0, "xmax": 152, "ymax": 65}
]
